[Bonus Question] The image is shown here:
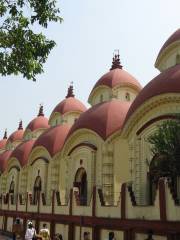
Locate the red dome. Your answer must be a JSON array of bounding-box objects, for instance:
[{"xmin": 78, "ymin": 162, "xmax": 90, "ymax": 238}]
[
  {"xmin": 0, "ymin": 150, "xmax": 12, "ymax": 172},
  {"xmin": 90, "ymin": 68, "xmax": 142, "ymax": 95},
  {"xmin": 157, "ymin": 29, "xmax": 180, "ymax": 60},
  {"xmin": 51, "ymin": 97, "xmax": 87, "ymax": 117},
  {"xmin": 33, "ymin": 124, "xmax": 71, "ymax": 156},
  {"xmin": 67, "ymin": 100, "xmax": 131, "ymax": 140},
  {"xmin": 0, "ymin": 139, "xmax": 7, "ymax": 149},
  {"xmin": 8, "ymin": 129, "xmax": 24, "ymax": 142},
  {"xmin": 11, "ymin": 140, "xmax": 35, "ymax": 167},
  {"xmin": 125, "ymin": 64, "xmax": 180, "ymax": 122},
  {"xmin": 26, "ymin": 116, "xmax": 49, "ymax": 131}
]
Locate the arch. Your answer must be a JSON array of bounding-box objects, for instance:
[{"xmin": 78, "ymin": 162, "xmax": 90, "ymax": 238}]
[
  {"xmin": 74, "ymin": 167, "xmax": 87, "ymax": 205},
  {"xmin": 9, "ymin": 179, "xmax": 15, "ymax": 204},
  {"xmin": 30, "ymin": 156, "xmax": 49, "ymax": 166},
  {"xmin": 68, "ymin": 142, "xmax": 97, "ymax": 156},
  {"xmin": 33, "ymin": 175, "xmax": 42, "ymax": 204},
  {"xmin": 9, "ymin": 180, "xmax": 15, "ymax": 194}
]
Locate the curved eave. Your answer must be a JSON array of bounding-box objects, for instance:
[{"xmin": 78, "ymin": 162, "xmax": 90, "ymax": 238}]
[{"xmin": 155, "ymin": 41, "xmax": 180, "ymax": 69}]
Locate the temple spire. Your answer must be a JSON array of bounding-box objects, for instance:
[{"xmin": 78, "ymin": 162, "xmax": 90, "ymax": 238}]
[
  {"xmin": 66, "ymin": 82, "xmax": 75, "ymax": 98},
  {"xmin": 18, "ymin": 120, "xmax": 23, "ymax": 130},
  {"xmin": 110, "ymin": 50, "xmax": 122, "ymax": 70},
  {"xmin": 3, "ymin": 129, "xmax": 7, "ymax": 139},
  {"xmin": 38, "ymin": 104, "xmax": 44, "ymax": 117}
]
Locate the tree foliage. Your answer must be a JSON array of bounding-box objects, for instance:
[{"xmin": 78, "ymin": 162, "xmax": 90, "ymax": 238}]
[
  {"xmin": 0, "ymin": 0, "xmax": 63, "ymax": 81},
  {"xmin": 148, "ymin": 119, "xmax": 180, "ymax": 176}
]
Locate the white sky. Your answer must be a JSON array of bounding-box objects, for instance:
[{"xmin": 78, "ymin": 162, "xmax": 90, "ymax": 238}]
[{"xmin": 0, "ymin": 0, "xmax": 180, "ymax": 136}]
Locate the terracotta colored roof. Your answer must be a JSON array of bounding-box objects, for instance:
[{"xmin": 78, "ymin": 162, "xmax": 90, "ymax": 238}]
[
  {"xmin": 51, "ymin": 97, "xmax": 87, "ymax": 117},
  {"xmin": 26, "ymin": 116, "xmax": 49, "ymax": 131},
  {"xmin": 0, "ymin": 139, "xmax": 7, "ymax": 149},
  {"xmin": 33, "ymin": 124, "xmax": 71, "ymax": 156},
  {"xmin": 125, "ymin": 64, "xmax": 180, "ymax": 123},
  {"xmin": 67, "ymin": 100, "xmax": 131, "ymax": 140},
  {"xmin": 157, "ymin": 29, "xmax": 180, "ymax": 60},
  {"xmin": 8, "ymin": 129, "xmax": 24, "ymax": 142},
  {"xmin": 90, "ymin": 68, "xmax": 142, "ymax": 95},
  {"xmin": 0, "ymin": 150, "xmax": 12, "ymax": 172},
  {"xmin": 10, "ymin": 140, "xmax": 35, "ymax": 167}
]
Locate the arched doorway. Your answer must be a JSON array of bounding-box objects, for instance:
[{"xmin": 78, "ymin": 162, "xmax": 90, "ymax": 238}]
[
  {"xmin": 33, "ymin": 175, "xmax": 41, "ymax": 204},
  {"xmin": 9, "ymin": 179, "xmax": 15, "ymax": 204},
  {"xmin": 148, "ymin": 153, "xmax": 172, "ymax": 204},
  {"xmin": 74, "ymin": 168, "xmax": 87, "ymax": 205}
]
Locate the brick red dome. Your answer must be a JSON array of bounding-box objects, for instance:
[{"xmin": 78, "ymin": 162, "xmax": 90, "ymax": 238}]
[
  {"xmin": 125, "ymin": 64, "xmax": 180, "ymax": 122},
  {"xmin": 8, "ymin": 129, "xmax": 24, "ymax": 142},
  {"xmin": 0, "ymin": 150, "xmax": 12, "ymax": 172},
  {"xmin": 33, "ymin": 124, "xmax": 71, "ymax": 156},
  {"xmin": 67, "ymin": 100, "xmax": 131, "ymax": 140},
  {"xmin": 51, "ymin": 97, "xmax": 87, "ymax": 117},
  {"xmin": 90, "ymin": 68, "xmax": 142, "ymax": 95},
  {"xmin": 10, "ymin": 140, "xmax": 35, "ymax": 167},
  {"xmin": 26, "ymin": 116, "xmax": 49, "ymax": 131},
  {"xmin": 156, "ymin": 29, "xmax": 180, "ymax": 60}
]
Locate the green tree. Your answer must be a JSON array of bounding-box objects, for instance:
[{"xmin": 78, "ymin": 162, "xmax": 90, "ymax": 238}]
[
  {"xmin": 0, "ymin": 0, "xmax": 63, "ymax": 81},
  {"xmin": 148, "ymin": 119, "xmax": 180, "ymax": 176}
]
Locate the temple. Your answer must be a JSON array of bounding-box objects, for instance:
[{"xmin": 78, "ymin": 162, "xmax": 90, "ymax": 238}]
[{"xmin": 1, "ymin": 29, "xmax": 180, "ymax": 240}]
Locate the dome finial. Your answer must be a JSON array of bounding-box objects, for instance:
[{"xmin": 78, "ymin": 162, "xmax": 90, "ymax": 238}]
[
  {"xmin": 18, "ymin": 120, "xmax": 23, "ymax": 130},
  {"xmin": 110, "ymin": 50, "xmax": 122, "ymax": 70},
  {"xmin": 38, "ymin": 104, "xmax": 44, "ymax": 117},
  {"xmin": 66, "ymin": 82, "xmax": 75, "ymax": 98},
  {"xmin": 3, "ymin": 129, "xmax": 7, "ymax": 139}
]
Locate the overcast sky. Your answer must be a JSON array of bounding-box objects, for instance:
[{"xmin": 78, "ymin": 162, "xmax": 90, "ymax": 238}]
[{"xmin": 0, "ymin": 0, "xmax": 180, "ymax": 137}]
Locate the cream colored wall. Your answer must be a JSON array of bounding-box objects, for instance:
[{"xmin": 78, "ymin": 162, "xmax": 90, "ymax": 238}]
[
  {"xmin": 113, "ymin": 138, "xmax": 130, "ymax": 202},
  {"xmin": 49, "ymin": 112, "xmax": 61, "ymax": 127},
  {"xmin": 0, "ymin": 216, "xmax": 4, "ymax": 230},
  {"xmin": 28, "ymin": 147, "xmax": 52, "ymax": 199},
  {"xmin": 89, "ymin": 85, "xmax": 139, "ymax": 106},
  {"xmin": 49, "ymin": 111, "xmax": 83, "ymax": 127},
  {"xmin": 89, "ymin": 86, "xmax": 111, "ymax": 106},
  {"xmin": 101, "ymin": 229, "xmax": 124, "ymax": 240},
  {"xmin": 113, "ymin": 86, "xmax": 138, "ymax": 102},
  {"xmin": 55, "ymin": 224, "xmax": 68, "ymax": 240},
  {"xmin": 123, "ymin": 94, "xmax": 180, "ymax": 205},
  {"xmin": 6, "ymin": 140, "xmax": 22, "ymax": 151},
  {"xmin": 6, "ymin": 217, "xmax": 13, "ymax": 232},
  {"xmin": 61, "ymin": 130, "xmax": 103, "ymax": 200},
  {"xmin": 135, "ymin": 233, "xmax": 166, "ymax": 240},
  {"xmin": 27, "ymin": 160, "xmax": 49, "ymax": 196},
  {"xmin": 0, "ymin": 158, "xmax": 21, "ymax": 196},
  {"xmin": 24, "ymin": 128, "xmax": 48, "ymax": 140},
  {"xmin": 68, "ymin": 147, "xmax": 94, "ymax": 202},
  {"xmin": 155, "ymin": 42, "xmax": 180, "ymax": 71},
  {"xmin": 0, "ymin": 175, "xmax": 7, "ymax": 193}
]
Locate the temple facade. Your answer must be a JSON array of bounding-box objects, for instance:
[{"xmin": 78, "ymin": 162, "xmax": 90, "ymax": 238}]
[{"xmin": 0, "ymin": 29, "xmax": 180, "ymax": 240}]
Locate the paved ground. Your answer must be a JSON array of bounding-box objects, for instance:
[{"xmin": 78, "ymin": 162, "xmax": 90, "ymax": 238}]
[{"xmin": 0, "ymin": 234, "xmax": 11, "ymax": 240}]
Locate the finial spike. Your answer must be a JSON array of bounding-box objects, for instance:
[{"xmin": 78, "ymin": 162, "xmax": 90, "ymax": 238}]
[
  {"xmin": 3, "ymin": 129, "xmax": 7, "ymax": 139},
  {"xmin": 110, "ymin": 50, "xmax": 123, "ymax": 70},
  {"xmin": 18, "ymin": 120, "xmax": 23, "ymax": 130},
  {"xmin": 66, "ymin": 82, "xmax": 75, "ymax": 98},
  {"xmin": 38, "ymin": 104, "xmax": 44, "ymax": 117}
]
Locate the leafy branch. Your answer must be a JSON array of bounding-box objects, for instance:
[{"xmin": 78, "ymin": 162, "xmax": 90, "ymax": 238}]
[{"xmin": 0, "ymin": 0, "xmax": 63, "ymax": 81}]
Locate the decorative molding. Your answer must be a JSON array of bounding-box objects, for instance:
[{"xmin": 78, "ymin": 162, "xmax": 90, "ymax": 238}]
[
  {"xmin": 30, "ymin": 157, "xmax": 49, "ymax": 165},
  {"xmin": 68, "ymin": 142, "xmax": 97, "ymax": 156},
  {"xmin": 136, "ymin": 114, "xmax": 178, "ymax": 135}
]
